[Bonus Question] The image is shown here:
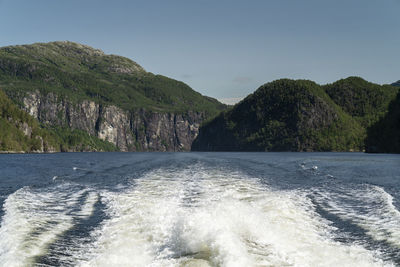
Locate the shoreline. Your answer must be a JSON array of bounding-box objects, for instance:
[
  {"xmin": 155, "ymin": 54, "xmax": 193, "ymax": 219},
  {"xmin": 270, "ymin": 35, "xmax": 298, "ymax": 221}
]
[{"xmin": 0, "ymin": 150, "xmax": 397, "ymax": 154}]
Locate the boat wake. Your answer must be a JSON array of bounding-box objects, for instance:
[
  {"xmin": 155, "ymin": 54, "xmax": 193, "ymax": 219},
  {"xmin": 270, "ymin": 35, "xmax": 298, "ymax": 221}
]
[
  {"xmin": 0, "ymin": 164, "xmax": 394, "ymax": 266},
  {"xmin": 80, "ymin": 165, "xmax": 388, "ymax": 267}
]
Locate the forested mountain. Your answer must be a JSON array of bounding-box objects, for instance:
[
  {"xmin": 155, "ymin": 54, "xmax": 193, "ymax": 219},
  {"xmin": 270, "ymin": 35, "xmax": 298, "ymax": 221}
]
[{"xmin": 192, "ymin": 77, "xmax": 399, "ymax": 152}]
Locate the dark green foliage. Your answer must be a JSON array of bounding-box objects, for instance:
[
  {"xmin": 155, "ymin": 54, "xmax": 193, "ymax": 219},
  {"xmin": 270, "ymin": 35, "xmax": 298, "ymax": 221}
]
[
  {"xmin": 193, "ymin": 79, "xmax": 366, "ymax": 151},
  {"xmin": 324, "ymin": 77, "xmax": 398, "ymax": 128},
  {"xmin": 193, "ymin": 78, "xmax": 398, "ymax": 152},
  {"xmin": 392, "ymin": 81, "xmax": 400, "ymax": 87},
  {"xmin": 0, "ymin": 89, "xmax": 51, "ymax": 152},
  {"xmin": 366, "ymin": 91, "xmax": 400, "ymax": 153},
  {"xmin": 192, "ymin": 77, "xmax": 400, "ymax": 152},
  {"xmin": 0, "ymin": 41, "xmax": 225, "ymax": 116},
  {"xmin": 47, "ymin": 126, "xmax": 119, "ymax": 152}
]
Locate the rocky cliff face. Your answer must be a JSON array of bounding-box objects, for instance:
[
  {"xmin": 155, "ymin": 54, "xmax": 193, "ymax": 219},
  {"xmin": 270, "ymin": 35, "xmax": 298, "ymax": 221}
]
[{"xmin": 21, "ymin": 91, "xmax": 204, "ymax": 151}]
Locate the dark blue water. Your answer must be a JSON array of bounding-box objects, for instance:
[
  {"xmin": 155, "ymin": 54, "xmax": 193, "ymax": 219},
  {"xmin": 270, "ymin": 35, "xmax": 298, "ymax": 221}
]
[{"xmin": 0, "ymin": 152, "xmax": 399, "ymax": 266}]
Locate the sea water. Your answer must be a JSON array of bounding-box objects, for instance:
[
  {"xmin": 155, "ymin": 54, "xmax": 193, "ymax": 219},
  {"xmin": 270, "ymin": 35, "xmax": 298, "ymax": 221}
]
[{"xmin": 0, "ymin": 152, "xmax": 399, "ymax": 266}]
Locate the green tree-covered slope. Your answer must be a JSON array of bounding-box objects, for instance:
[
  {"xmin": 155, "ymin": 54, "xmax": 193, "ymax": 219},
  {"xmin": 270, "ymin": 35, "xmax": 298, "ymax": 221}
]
[
  {"xmin": 366, "ymin": 90, "xmax": 400, "ymax": 153},
  {"xmin": 0, "ymin": 89, "xmax": 53, "ymax": 152},
  {"xmin": 0, "ymin": 89, "xmax": 117, "ymax": 152},
  {"xmin": 192, "ymin": 79, "xmax": 365, "ymax": 151},
  {"xmin": 324, "ymin": 77, "xmax": 398, "ymax": 128},
  {"xmin": 0, "ymin": 41, "xmax": 225, "ymax": 115},
  {"xmin": 192, "ymin": 78, "xmax": 399, "ymax": 152}
]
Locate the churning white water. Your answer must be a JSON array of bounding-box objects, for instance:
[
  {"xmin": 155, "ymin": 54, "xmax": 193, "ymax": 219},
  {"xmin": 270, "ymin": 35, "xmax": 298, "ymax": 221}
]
[
  {"xmin": 77, "ymin": 165, "xmax": 388, "ymax": 267},
  {"xmin": 0, "ymin": 153, "xmax": 399, "ymax": 267},
  {"xmin": 0, "ymin": 184, "xmax": 98, "ymax": 266},
  {"xmin": 315, "ymin": 185, "xmax": 400, "ymax": 248}
]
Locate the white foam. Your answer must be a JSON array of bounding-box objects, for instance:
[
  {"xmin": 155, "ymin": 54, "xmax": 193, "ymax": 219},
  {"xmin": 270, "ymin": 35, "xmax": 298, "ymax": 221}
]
[
  {"xmin": 0, "ymin": 165, "xmax": 393, "ymax": 266},
  {"xmin": 300, "ymin": 162, "xmax": 319, "ymax": 172},
  {"xmin": 317, "ymin": 185, "xmax": 400, "ymax": 249},
  {"xmin": 0, "ymin": 185, "xmax": 98, "ymax": 266},
  {"xmin": 78, "ymin": 165, "xmax": 387, "ymax": 267},
  {"xmin": 76, "ymin": 192, "xmax": 99, "ymax": 218}
]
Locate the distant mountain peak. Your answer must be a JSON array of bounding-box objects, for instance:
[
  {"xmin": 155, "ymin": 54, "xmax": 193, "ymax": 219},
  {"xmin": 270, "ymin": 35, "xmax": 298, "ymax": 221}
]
[
  {"xmin": 48, "ymin": 40, "xmax": 106, "ymax": 55},
  {"xmin": 0, "ymin": 40, "xmax": 146, "ymax": 74}
]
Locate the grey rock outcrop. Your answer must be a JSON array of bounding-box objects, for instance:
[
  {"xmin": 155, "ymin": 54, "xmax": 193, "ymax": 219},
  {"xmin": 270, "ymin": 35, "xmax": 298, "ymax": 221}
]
[{"xmin": 20, "ymin": 91, "xmax": 204, "ymax": 151}]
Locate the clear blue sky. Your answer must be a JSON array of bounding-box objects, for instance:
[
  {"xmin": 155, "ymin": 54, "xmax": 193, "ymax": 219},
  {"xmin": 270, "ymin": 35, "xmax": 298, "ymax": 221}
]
[{"xmin": 0, "ymin": 0, "xmax": 399, "ymax": 102}]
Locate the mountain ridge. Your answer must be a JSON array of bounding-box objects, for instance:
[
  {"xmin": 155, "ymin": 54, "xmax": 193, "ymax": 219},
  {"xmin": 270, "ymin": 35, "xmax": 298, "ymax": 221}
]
[
  {"xmin": 0, "ymin": 41, "xmax": 225, "ymax": 114},
  {"xmin": 0, "ymin": 41, "xmax": 398, "ymax": 153},
  {"xmin": 0, "ymin": 41, "xmax": 226, "ymax": 152}
]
